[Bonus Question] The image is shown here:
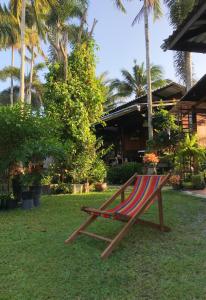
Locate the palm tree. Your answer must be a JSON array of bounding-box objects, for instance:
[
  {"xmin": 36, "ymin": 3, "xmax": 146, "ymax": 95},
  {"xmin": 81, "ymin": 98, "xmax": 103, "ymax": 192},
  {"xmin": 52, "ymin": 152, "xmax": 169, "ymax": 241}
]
[
  {"xmin": 110, "ymin": 61, "xmax": 166, "ymax": 100},
  {"xmin": 98, "ymin": 72, "xmax": 123, "ymax": 112},
  {"xmin": 10, "ymin": 0, "xmax": 56, "ymax": 104},
  {"xmin": 164, "ymin": 0, "xmax": 196, "ymax": 91},
  {"xmin": 0, "ymin": 63, "xmax": 45, "ymax": 107},
  {"xmin": 0, "ymin": 4, "xmax": 19, "ymax": 106},
  {"xmin": 112, "ymin": 0, "xmax": 127, "ymax": 12},
  {"xmin": 132, "ymin": 0, "xmax": 162, "ymax": 140},
  {"xmin": 26, "ymin": 28, "xmax": 45, "ymax": 104},
  {"xmin": 20, "ymin": 0, "xmax": 26, "ymax": 104},
  {"xmin": 46, "ymin": 0, "xmax": 88, "ymax": 81}
]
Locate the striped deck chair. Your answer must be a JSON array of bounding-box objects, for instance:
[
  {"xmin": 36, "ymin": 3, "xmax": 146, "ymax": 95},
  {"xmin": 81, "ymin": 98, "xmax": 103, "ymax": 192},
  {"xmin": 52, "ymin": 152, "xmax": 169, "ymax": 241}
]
[{"xmin": 65, "ymin": 173, "xmax": 171, "ymax": 259}]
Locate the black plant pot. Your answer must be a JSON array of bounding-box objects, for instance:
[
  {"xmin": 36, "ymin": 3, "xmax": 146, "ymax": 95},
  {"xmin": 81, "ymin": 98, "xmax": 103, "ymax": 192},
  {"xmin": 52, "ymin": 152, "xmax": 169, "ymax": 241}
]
[
  {"xmin": 30, "ymin": 186, "xmax": 42, "ymax": 207},
  {"xmin": 12, "ymin": 177, "xmax": 22, "ymax": 203},
  {"xmin": 22, "ymin": 191, "xmax": 33, "ymax": 210},
  {"xmin": 0, "ymin": 198, "xmax": 6, "ymax": 210},
  {"xmin": 6, "ymin": 199, "xmax": 18, "ymax": 210}
]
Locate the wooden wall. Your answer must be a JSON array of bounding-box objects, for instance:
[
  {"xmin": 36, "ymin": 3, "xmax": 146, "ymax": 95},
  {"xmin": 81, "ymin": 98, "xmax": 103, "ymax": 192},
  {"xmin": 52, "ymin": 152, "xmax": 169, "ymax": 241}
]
[{"xmin": 197, "ymin": 113, "xmax": 206, "ymax": 147}]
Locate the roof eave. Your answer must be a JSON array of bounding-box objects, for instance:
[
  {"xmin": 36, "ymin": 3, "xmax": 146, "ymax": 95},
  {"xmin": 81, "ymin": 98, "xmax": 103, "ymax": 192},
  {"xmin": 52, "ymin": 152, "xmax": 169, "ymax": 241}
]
[{"xmin": 162, "ymin": 1, "xmax": 206, "ymax": 51}]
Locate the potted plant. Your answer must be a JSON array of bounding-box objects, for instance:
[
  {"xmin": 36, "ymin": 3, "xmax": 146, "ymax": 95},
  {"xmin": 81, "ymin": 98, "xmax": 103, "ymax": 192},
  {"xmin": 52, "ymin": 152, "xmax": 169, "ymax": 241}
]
[
  {"xmin": 28, "ymin": 162, "xmax": 44, "ymax": 207},
  {"xmin": 0, "ymin": 194, "xmax": 17, "ymax": 210},
  {"xmin": 21, "ymin": 191, "xmax": 33, "ymax": 210},
  {"xmin": 143, "ymin": 153, "xmax": 159, "ymax": 175},
  {"xmin": 91, "ymin": 160, "xmax": 107, "ymax": 192},
  {"xmin": 21, "ymin": 174, "xmax": 33, "ymax": 210},
  {"xmin": 69, "ymin": 158, "xmax": 88, "ymax": 194},
  {"xmin": 6, "ymin": 193, "xmax": 18, "ymax": 209},
  {"xmin": 71, "ymin": 181, "xmax": 83, "ymax": 194},
  {"xmin": 41, "ymin": 175, "xmax": 52, "ymax": 195},
  {"xmin": 169, "ymin": 175, "xmax": 182, "ymax": 190},
  {"xmin": 11, "ymin": 163, "xmax": 24, "ymax": 205}
]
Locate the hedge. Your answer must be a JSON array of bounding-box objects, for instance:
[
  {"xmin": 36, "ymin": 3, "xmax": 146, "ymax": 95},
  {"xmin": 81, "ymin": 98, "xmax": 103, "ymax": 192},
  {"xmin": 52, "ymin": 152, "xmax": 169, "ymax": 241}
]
[{"xmin": 107, "ymin": 162, "xmax": 143, "ymax": 184}]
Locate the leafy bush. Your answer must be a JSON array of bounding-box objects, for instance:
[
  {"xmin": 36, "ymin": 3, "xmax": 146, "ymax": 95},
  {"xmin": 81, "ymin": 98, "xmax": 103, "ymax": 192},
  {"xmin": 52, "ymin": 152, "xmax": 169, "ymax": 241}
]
[
  {"xmin": 191, "ymin": 174, "xmax": 205, "ymax": 190},
  {"xmin": 51, "ymin": 183, "xmax": 72, "ymax": 194},
  {"xmin": 149, "ymin": 106, "xmax": 181, "ymax": 152},
  {"xmin": 0, "ymin": 104, "xmax": 62, "ymax": 171},
  {"xmin": 41, "ymin": 175, "xmax": 52, "ymax": 185},
  {"xmin": 91, "ymin": 159, "xmax": 107, "ymax": 183},
  {"xmin": 175, "ymin": 134, "xmax": 206, "ymax": 175},
  {"xmin": 182, "ymin": 181, "xmax": 193, "ymax": 190},
  {"xmin": 107, "ymin": 162, "xmax": 143, "ymax": 184}
]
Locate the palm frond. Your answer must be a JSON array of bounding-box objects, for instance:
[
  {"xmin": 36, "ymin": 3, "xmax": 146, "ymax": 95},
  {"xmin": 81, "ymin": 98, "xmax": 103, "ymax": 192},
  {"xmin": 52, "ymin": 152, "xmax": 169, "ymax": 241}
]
[
  {"xmin": 112, "ymin": 0, "xmax": 126, "ymax": 13},
  {"xmin": 0, "ymin": 66, "xmax": 20, "ymax": 81},
  {"xmin": 121, "ymin": 69, "xmax": 136, "ymax": 87},
  {"xmin": 111, "ymin": 61, "xmax": 166, "ymax": 100},
  {"xmin": 132, "ymin": 0, "xmax": 162, "ymax": 26}
]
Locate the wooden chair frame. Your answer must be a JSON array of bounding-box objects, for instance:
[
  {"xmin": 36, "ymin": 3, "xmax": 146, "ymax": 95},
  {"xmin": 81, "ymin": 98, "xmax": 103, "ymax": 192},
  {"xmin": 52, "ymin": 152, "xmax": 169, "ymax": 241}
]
[{"xmin": 65, "ymin": 173, "xmax": 171, "ymax": 259}]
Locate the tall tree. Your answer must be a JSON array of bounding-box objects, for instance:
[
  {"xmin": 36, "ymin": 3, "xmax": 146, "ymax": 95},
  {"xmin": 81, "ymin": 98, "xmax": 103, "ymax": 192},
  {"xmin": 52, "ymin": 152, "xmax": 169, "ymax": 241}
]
[
  {"xmin": 0, "ymin": 62, "xmax": 45, "ymax": 107},
  {"xmin": 46, "ymin": 0, "xmax": 89, "ymax": 81},
  {"xmin": 110, "ymin": 61, "xmax": 166, "ymax": 100},
  {"xmin": 20, "ymin": 0, "xmax": 26, "ymax": 104},
  {"xmin": 98, "ymin": 72, "xmax": 123, "ymax": 112},
  {"xmin": 164, "ymin": 0, "xmax": 196, "ymax": 90},
  {"xmin": 0, "ymin": 4, "xmax": 19, "ymax": 105},
  {"xmin": 12, "ymin": 0, "xmax": 56, "ymax": 104},
  {"xmin": 132, "ymin": 0, "xmax": 162, "ymax": 140}
]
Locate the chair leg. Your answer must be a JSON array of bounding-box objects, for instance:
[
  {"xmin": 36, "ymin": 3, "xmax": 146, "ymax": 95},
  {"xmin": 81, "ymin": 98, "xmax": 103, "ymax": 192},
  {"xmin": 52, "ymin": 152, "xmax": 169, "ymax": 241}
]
[
  {"xmin": 158, "ymin": 191, "xmax": 164, "ymax": 232},
  {"xmin": 101, "ymin": 217, "xmax": 136, "ymax": 259},
  {"xmin": 64, "ymin": 215, "xmax": 97, "ymax": 244}
]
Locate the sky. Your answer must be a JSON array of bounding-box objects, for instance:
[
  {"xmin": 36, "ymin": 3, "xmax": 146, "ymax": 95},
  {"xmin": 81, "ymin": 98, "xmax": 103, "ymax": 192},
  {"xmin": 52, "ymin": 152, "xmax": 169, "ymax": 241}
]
[{"xmin": 0, "ymin": 0, "xmax": 206, "ymax": 91}]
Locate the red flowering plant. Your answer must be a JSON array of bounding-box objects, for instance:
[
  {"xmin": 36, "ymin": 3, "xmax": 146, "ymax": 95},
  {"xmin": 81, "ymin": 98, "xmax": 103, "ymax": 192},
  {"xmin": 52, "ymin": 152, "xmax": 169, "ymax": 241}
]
[
  {"xmin": 143, "ymin": 153, "xmax": 159, "ymax": 166},
  {"xmin": 169, "ymin": 175, "xmax": 182, "ymax": 189}
]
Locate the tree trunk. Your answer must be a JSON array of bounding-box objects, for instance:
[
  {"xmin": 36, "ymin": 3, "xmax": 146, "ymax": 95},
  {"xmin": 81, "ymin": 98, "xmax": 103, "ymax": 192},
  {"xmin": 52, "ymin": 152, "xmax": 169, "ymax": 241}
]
[
  {"xmin": 20, "ymin": 0, "xmax": 26, "ymax": 104},
  {"xmin": 27, "ymin": 46, "xmax": 34, "ymax": 105},
  {"xmin": 10, "ymin": 46, "xmax": 14, "ymax": 106},
  {"xmin": 185, "ymin": 52, "xmax": 192, "ymax": 91},
  {"xmin": 144, "ymin": 1, "xmax": 153, "ymax": 140}
]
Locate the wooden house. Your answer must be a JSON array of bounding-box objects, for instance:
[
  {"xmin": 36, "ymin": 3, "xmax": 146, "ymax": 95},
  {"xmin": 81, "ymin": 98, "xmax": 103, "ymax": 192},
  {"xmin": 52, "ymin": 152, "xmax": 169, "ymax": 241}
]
[
  {"xmin": 163, "ymin": 0, "xmax": 206, "ymax": 147},
  {"xmin": 97, "ymin": 82, "xmax": 185, "ymax": 163}
]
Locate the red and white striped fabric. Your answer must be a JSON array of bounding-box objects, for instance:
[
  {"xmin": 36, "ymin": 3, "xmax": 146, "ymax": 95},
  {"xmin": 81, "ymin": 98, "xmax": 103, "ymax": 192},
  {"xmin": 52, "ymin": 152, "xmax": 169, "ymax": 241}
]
[{"xmin": 88, "ymin": 175, "xmax": 167, "ymax": 219}]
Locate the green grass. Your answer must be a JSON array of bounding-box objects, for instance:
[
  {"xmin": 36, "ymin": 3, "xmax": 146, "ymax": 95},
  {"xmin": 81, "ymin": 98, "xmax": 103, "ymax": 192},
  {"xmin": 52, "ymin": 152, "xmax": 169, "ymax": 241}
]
[{"xmin": 1, "ymin": 189, "xmax": 206, "ymax": 300}]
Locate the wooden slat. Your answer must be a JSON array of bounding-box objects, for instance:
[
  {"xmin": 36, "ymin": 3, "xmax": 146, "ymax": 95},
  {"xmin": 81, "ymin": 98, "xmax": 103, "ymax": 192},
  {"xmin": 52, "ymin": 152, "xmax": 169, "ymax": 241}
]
[
  {"xmin": 81, "ymin": 206, "xmax": 113, "ymax": 216},
  {"xmin": 64, "ymin": 215, "xmax": 97, "ymax": 244},
  {"xmin": 79, "ymin": 230, "xmax": 112, "ymax": 243},
  {"xmin": 121, "ymin": 191, "xmax": 125, "ymax": 202},
  {"xmin": 157, "ymin": 191, "xmax": 164, "ymax": 231}
]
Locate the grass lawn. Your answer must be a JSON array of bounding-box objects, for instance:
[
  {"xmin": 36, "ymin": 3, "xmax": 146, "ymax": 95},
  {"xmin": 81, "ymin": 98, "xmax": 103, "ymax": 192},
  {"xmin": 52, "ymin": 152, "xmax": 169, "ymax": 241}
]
[{"xmin": 1, "ymin": 189, "xmax": 206, "ymax": 300}]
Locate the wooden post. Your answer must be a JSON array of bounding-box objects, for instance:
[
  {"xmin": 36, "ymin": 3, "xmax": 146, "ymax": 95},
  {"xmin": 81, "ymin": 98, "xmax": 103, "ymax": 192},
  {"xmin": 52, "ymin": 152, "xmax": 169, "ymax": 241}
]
[
  {"xmin": 158, "ymin": 191, "xmax": 164, "ymax": 232},
  {"xmin": 101, "ymin": 217, "xmax": 136, "ymax": 259},
  {"xmin": 121, "ymin": 191, "xmax": 125, "ymax": 202},
  {"xmin": 64, "ymin": 215, "xmax": 97, "ymax": 244}
]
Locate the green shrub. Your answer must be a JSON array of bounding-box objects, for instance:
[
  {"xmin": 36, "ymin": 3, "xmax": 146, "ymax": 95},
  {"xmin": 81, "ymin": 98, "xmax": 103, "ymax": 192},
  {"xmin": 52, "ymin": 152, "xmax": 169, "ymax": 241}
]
[
  {"xmin": 182, "ymin": 181, "xmax": 193, "ymax": 190},
  {"xmin": 91, "ymin": 159, "xmax": 107, "ymax": 183},
  {"xmin": 41, "ymin": 175, "xmax": 52, "ymax": 185},
  {"xmin": 51, "ymin": 183, "xmax": 72, "ymax": 194},
  {"xmin": 107, "ymin": 162, "xmax": 143, "ymax": 184},
  {"xmin": 191, "ymin": 174, "xmax": 205, "ymax": 190}
]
